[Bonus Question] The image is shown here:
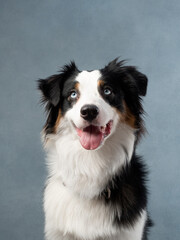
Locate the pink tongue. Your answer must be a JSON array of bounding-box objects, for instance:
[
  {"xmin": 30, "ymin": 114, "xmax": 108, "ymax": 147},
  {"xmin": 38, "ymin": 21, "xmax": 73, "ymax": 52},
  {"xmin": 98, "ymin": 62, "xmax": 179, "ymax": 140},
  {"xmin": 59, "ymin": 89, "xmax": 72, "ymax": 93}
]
[{"xmin": 77, "ymin": 126, "xmax": 103, "ymax": 150}]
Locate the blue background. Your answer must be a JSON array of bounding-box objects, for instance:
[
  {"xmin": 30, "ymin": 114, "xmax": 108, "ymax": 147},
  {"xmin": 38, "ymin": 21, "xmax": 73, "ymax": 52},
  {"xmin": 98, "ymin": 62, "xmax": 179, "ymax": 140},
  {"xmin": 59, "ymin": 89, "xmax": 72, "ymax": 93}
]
[{"xmin": 0, "ymin": 0, "xmax": 180, "ymax": 239}]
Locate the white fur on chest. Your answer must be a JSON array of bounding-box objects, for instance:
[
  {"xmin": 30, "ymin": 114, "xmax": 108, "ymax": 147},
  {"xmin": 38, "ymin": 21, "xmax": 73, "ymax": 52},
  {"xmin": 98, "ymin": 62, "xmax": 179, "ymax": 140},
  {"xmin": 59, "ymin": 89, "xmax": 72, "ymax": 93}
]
[
  {"xmin": 43, "ymin": 120, "xmax": 146, "ymax": 240},
  {"xmin": 44, "ymin": 120, "xmax": 135, "ymax": 199},
  {"xmin": 44, "ymin": 179, "xmax": 117, "ymax": 239},
  {"xmin": 44, "ymin": 179, "xmax": 147, "ymax": 240}
]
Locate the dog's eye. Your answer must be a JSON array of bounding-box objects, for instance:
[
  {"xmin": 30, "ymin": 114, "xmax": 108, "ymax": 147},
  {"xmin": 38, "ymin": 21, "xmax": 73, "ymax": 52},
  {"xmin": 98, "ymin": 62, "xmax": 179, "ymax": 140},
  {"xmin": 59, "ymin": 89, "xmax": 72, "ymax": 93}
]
[
  {"xmin": 104, "ymin": 87, "xmax": 112, "ymax": 95},
  {"xmin": 70, "ymin": 91, "xmax": 78, "ymax": 99}
]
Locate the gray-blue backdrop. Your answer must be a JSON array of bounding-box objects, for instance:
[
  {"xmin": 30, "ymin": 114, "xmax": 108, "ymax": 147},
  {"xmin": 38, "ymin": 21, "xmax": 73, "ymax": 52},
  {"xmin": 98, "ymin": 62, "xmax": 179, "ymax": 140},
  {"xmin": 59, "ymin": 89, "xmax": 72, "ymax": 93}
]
[{"xmin": 0, "ymin": 0, "xmax": 180, "ymax": 239}]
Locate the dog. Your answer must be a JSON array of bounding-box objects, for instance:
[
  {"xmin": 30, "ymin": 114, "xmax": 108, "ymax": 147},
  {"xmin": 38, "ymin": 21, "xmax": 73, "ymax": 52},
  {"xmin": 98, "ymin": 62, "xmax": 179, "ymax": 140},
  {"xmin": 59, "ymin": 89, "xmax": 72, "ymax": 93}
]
[{"xmin": 38, "ymin": 58, "xmax": 152, "ymax": 240}]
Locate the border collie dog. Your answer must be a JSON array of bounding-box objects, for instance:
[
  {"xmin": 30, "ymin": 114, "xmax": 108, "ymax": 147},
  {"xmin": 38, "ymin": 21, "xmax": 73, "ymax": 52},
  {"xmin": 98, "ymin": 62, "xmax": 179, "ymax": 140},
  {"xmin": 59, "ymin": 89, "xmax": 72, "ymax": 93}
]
[{"xmin": 38, "ymin": 59, "xmax": 152, "ymax": 240}]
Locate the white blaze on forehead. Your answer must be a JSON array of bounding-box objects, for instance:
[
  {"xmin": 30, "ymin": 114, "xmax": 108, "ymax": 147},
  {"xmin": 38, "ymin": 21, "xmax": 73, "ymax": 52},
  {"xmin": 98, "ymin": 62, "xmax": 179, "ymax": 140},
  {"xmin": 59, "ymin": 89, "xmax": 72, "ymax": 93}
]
[{"xmin": 75, "ymin": 70, "xmax": 101, "ymax": 100}]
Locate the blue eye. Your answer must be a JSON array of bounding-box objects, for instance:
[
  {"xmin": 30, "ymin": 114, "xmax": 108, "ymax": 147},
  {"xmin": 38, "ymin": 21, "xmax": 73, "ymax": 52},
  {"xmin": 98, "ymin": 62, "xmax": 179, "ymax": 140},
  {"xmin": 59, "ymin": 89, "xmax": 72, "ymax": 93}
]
[
  {"xmin": 104, "ymin": 87, "xmax": 112, "ymax": 95},
  {"xmin": 70, "ymin": 91, "xmax": 78, "ymax": 99}
]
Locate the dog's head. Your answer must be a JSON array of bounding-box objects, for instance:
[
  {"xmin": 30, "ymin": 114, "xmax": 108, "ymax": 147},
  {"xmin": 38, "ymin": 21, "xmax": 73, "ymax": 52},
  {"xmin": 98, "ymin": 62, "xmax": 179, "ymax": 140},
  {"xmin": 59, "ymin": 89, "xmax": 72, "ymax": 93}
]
[{"xmin": 38, "ymin": 59, "xmax": 147, "ymax": 150}]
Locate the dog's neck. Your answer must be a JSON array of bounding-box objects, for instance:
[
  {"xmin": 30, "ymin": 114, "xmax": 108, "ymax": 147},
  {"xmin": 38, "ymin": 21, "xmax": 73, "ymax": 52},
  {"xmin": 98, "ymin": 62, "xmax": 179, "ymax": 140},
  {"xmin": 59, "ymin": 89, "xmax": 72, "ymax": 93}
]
[{"xmin": 44, "ymin": 122, "xmax": 136, "ymax": 199}]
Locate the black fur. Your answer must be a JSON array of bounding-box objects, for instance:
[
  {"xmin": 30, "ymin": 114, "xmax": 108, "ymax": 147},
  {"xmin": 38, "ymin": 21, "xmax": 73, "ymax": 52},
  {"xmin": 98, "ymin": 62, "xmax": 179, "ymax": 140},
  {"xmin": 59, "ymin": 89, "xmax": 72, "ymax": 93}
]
[
  {"xmin": 100, "ymin": 59, "xmax": 148, "ymax": 141},
  {"xmin": 101, "ymin": 58, "xmax": 147, "ymax": 97},
  {"xmin": 37, "ymin": 62, "xmax": 79, "ymax": 133},
  {"xmin": 101, "ymin": 153, "xmax": 148, "ymax": 226}
]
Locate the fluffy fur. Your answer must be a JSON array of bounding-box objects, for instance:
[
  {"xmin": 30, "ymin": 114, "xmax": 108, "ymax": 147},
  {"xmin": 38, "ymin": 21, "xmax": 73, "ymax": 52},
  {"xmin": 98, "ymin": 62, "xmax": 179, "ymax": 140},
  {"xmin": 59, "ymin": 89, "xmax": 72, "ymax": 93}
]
[{"xmin": 38, "ymin": 58, "xmax": 152, "ymax": 240}]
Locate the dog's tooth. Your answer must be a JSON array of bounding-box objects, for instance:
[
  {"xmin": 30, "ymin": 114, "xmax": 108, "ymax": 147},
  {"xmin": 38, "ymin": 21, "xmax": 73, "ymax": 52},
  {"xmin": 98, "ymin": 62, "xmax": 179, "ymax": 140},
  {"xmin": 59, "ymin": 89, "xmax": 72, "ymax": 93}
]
[{"xmin": 102, "ymin": 126, "xmax": 106, "ymax": 133}]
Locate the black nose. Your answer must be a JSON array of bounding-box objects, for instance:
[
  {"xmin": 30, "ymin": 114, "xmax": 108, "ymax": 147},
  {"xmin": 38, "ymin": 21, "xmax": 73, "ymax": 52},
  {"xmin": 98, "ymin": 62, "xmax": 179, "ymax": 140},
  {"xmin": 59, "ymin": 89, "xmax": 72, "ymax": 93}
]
[{"xmin": 80, "ymin": 104, "xmax": 99, "ymax": 121}]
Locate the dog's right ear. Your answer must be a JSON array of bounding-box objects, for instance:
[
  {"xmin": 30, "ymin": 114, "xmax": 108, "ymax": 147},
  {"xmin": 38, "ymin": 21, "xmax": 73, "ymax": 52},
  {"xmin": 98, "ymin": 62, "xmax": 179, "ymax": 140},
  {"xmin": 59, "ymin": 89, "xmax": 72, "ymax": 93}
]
[
  {"xmin": 38, "ymin": 74, "xmax": 61, "ymax": 106},
  {"xmin": 38, "ymin": 62, "xmax": 79, "ymax": 107}
]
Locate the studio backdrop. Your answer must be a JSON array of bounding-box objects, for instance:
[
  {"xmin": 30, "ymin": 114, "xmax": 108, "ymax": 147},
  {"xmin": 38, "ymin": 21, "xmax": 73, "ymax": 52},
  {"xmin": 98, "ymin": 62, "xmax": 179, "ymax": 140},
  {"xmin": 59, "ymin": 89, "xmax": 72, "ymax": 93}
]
[{"xmin": 0, "ymin": 1, "xmax": 180, "ymax": 240}]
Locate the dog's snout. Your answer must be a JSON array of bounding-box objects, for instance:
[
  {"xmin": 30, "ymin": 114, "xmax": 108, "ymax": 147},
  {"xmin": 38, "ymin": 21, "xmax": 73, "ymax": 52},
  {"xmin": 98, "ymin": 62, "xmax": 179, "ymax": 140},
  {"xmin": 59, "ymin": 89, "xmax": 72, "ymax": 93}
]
[{"xmin": 80, "ymin": 104, "xmax": 99, "ymax": 121}]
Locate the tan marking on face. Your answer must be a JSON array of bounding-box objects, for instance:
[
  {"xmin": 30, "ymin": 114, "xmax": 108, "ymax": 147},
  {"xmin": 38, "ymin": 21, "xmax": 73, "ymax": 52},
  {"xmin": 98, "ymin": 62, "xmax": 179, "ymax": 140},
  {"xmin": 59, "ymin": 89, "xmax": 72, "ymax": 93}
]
[
  {"xmin": 98, "ymin": 79, "xmax": 105, "ymax": 87},
  {"xmin": 121, "ymin": 101, "xmax": 136, "ymax": 129},
  {"xmin": 75, "ymin": 82, "xmax": 80, "ymax": 90},
  {"xmin": 54, "ymin": 109, "xmax": 61, "ymax": 133}
]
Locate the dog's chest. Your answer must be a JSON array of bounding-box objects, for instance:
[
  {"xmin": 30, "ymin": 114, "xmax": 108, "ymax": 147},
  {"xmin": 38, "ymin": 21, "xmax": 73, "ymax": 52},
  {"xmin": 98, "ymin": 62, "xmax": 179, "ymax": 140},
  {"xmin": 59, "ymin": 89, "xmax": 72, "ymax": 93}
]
[{"xmin": 44, "ymin": 179, "xmax": 118, "ymax": 239}]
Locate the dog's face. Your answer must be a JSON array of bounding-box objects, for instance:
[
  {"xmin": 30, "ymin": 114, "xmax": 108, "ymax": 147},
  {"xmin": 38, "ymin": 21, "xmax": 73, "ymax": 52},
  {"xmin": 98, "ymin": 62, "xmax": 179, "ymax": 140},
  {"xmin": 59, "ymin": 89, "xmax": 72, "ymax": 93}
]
[
  {"xmin": 38, "ymin": 59, "xmax": 147, "ymax": 150},
  {"xmin": 64, "ymin": 70, "xmax": 119, "ymax": 150}
]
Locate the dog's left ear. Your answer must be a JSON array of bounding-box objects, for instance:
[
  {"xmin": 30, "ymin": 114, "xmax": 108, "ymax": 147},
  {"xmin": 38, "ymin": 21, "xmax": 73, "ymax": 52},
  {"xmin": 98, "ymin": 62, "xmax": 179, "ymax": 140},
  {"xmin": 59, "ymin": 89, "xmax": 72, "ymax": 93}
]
[
  {"xmin": 126, "ymin": 66, "xmax": 148, "ymax": 96},
  {"xmin": 38, "ymin": 75, "xmax": 61, "ymax": 106}
]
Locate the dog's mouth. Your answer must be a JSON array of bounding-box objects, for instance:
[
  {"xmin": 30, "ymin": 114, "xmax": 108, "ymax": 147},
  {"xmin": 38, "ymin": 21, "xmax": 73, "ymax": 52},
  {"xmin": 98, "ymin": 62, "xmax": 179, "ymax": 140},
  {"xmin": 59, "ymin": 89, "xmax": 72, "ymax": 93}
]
[{"xmin": 75, "ymin": 120, "xmax": 113, "ymax": 150}]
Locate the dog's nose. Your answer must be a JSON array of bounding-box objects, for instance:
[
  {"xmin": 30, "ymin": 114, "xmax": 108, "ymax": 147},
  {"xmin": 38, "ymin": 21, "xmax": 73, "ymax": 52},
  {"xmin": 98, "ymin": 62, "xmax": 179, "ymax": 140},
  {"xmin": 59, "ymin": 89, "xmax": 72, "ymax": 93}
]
[{"xmin": 80, "ymin": 104, "xmax": 99, "ymax": 121}]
